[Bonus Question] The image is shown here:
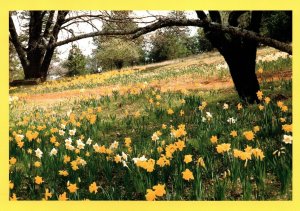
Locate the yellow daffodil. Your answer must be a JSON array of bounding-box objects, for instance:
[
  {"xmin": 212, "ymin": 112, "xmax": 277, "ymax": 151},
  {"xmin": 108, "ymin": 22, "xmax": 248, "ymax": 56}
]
[
  {"xmin": 9, "ymin": 157, "xmax": 17, "ymax": 165},
  {"xmin": 210, "ymin": 135, "xmax": 218, "ymax": 144},
  {"xmin": 216, "ymin": 143, "xmax": 231, "ymax": 154},
  {"xmin": 67, "ymin": 183, "xmax": 78, "ymax": 193},
  {"xmin": 184, "ymin": 155, "xmax": 193, "ymax": 164},
  {"xmin": 10, "ymin": 193, "xmax": 17, "ymax": 201},
  {"xmin": 281, "ymin": 105, "xmax": 288, "ymax": 112},
  {"xmin": 237, "ymin": 103, "xmax": 243, "ymax": 110},
  {"xmin": 256, "ymin": 90, "xmax": 263, "ymax": 100},
  {"xmin": 230, "ymin": 130, "xmax": 238, "ymax": 137},
  {"xmin": 167, "ymin": 108, "xmax": 174, "ymax": 115},
  {"xmin": 34, "ymin": 176, "xmax": 44, "ymax": 185},
  {"xmin": 253, "ymin": 126, "xmax": 260, "ymax": 133},
  {"xmin": 34, "ymin": 161, "xmax": 41, "ymax": 168},
  {"xmin": 153, "ymin": 184, "xmax": 166, "ymax": 197},
  {"xmin": 59, "ymin": 170, "xmax": 69, "ymax": 177},
  {"xmin": 9, "ymin": 180, "xmax": 14, "ymax": 189},
  {"xmin": 124, "ymin": 137, "xmax": 132, "ymax": 147},
  {"xmin": 182, "ymin": 169, "xmax": 194, "ymax": 181},
  {"xmin": 145, "ymin": 189, "xmax": 156, "ymax": 201},
  {"xmin": 89, "ymin": 182, "xmax": 98, "ymax": 194},
  {"xmin": 58, "ymin": 192, "xmax": 68, "ymax": 201},
  {"xmin": 282, "ymin": 124, "xmax": 292, "ymax": 133},
  {"xmin": 279, "ymin": 117, "xmax": 286, "ymax": 123},
  {"xmin": 44, "ymin": 188, "xmax": 52, "ymax": 200},
  {"xmin": 258, "ymin": 104, "xmax": 264, "ymax": 110},
  {"xmin": 197, "ymin": 157, "xmax": 206, "ymax": 168},
  {"xmin": 243, "ymin": 131, "xmax": 255, "ymax": 141},
  {"xmin": 264, "ymin": 97, "xmax": 271, "ymax": 104},
  {"xmin": 277, "ymin": 101, "xmax": 284, "ymax": 108},
  {"xmin": 180, "ymin": 110, "xmax": 185, "ymax": 116}
]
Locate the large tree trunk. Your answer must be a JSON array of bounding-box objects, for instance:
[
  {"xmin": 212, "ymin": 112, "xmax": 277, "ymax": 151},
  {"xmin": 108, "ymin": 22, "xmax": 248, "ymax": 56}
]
[
  {"xmin": 24, "ymin": 48, "xmax": 45, "ymax": 79},
  {"xmin": 223, "ymin": 41, "xmax": 260, "ymax": 103},
  {"xmin": 115, "ymin": 60, "xmax": 124, "ymax": 69},
  {"xmin": 10, "ymin": 11, "xmax": 68, "ymax": 81},
  {"xmin": 197, "ymin": 11, "xmax": 262, "ymax": 103}
]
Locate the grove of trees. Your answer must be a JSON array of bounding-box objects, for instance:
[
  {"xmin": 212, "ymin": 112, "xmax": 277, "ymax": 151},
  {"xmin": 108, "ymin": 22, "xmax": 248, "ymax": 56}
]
[
  {"xmin": 92, "ymin": 11, "xmax": 143, "ymax": 70},
  {"xmin": 63, "ymin": 44, "xmax": 87, "ymax": 76}
]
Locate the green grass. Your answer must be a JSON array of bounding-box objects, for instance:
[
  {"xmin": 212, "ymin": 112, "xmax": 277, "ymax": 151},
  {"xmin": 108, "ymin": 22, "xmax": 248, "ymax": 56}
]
[
  {"xmin": 9, "ymin": 78, "xmax": 292, "ymax": 200},
  {"xmin": 9, "ymin": 49, "xmax": 292, "ymax": 201}
]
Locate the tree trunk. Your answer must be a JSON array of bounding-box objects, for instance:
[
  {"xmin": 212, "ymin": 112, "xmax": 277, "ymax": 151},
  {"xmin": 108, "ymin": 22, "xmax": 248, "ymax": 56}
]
[
  {"xmin": 24, "ymin": 49, "xmax": 44, "ymax": 79},
  {"xmin": 115, "ymin": 60, "xmax": 124, "ymax": 69},
  {"xmin": 222, "ymin": 42, "xmax": 260, "ymax": 103},
  {"xmin": 197, "ymin": 11, "xmax": 262, "ymax": 103},
  {"xmin": 10, "ymin": 11, "xmax": 69, "ymax": 81}
]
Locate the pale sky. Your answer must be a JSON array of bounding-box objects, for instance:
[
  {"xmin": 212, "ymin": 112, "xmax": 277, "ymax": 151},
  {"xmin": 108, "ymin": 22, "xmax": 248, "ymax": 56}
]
[
  {"xmin": 56, "ymin": 11, "xmax": 198, "ymax": 60},
  {"xmin": 12, "ymin": 11, "xmax": 199, "ymax": 60}
]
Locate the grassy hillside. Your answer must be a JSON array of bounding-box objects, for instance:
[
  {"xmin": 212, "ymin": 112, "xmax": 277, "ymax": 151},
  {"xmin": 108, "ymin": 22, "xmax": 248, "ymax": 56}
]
[{"xmin": 9, "ymin": 47, "xmax": 292, "ymax": 200}]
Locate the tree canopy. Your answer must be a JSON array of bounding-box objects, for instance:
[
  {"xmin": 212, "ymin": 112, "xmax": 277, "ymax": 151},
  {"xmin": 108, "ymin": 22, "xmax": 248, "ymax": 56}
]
[{"xmin": 63, "ymin": 44, "xmax": 87, "ymax": 76}]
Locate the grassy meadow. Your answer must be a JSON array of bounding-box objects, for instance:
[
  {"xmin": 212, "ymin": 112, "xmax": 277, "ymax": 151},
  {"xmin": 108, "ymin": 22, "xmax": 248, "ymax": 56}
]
[{"xmin": 9, "ymin": 47, "xmax": 292, "ymax": 201}]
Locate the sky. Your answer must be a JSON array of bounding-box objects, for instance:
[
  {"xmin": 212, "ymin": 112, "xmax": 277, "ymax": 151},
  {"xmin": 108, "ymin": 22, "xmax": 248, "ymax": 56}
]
[
  {"xmin": 56, "ymin": 11, "xmax": 199, "ymax": 60},
  {"xmin": 12, "ymin": 10, "xmax": 199, "ymax": 60}
]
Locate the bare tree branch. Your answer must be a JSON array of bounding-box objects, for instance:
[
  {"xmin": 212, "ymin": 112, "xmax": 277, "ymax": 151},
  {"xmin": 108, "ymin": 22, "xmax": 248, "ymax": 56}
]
[
  {"xmin": 43, "ymin": 11, "xmax": 55, "ymax": 38},
  {"xmin": 52, "ymin": 17, "xmax": 292, "ymax": 54},
  {"xmin": 209, "ymin": 11, "xmax": 222, "ymax": 23},
  {"xmin": 9, "ymin": 14, "xmax": 29, "ymax": 68},
  {"xmin": 133, "ymin": 18, "xmax": 292, "ymax": 54},
  {"xmin": 228, "ymin": 11, "xmax": 247, "ymax": 26}
]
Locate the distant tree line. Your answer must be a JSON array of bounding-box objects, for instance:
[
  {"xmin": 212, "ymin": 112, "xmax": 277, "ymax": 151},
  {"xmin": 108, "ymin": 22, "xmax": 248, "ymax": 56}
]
[{"xmin": 61, "ymin": 11, "xmax": 213, "ymax": 74}]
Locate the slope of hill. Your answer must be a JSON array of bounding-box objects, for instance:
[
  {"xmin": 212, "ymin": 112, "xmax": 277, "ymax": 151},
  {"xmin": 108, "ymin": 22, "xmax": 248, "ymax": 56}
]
[
  {"xmin": 9, "ymin": 47, "xmax": 292, "ymax": 200},
  {"xmin": 10, "ymin": 47, "xmax": 291, "ymax": 107}
]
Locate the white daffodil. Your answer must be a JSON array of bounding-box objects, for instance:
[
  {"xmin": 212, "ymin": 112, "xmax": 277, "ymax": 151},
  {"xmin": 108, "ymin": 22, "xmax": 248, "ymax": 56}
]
[
  {"xmin": 227, "ymin": 117, "xmax": 237, "ymax": 124},
  {"xmin": 50, "ymin": 148, "xmax": 58, "ymax": 156},
  {"xmin": 35, "ymin": 148, "xmax": 43, "ymax": 159},
  {"xmin": 67, "ymin": 110, "xmax": 72, "ymax": 117},
  {"xmin": 109, "ymin": 141, "xmax": 119, "ymax": 149},
  {"xmin": 122, "ymin": 160, "xmax": 128, "ymax": 168},
  {"xmin": 132, "ymin": 155, "xmax": 147, "ymax": 164},
  {"xmin": 59, "ymin": 130, "xmax": 65, "ymax": 136},
  {"xmin": 151, "ymin": 132, "xmax": 159, "ymax": 141},
  {"xmin": 86, "ymin": 138, "xmax": 93, "ymax": 145},
  {"xmin": 122, "ymin": 152, "xmax": 128, "ymax": 161},
  {"xmin": 282, "ymin": 135, "xmax": 292, "ymax": 144},
  {"xmin": 139, "ymin": 155, "xmax": 147, "ymax": 162},
  {"xmin": 206, "ymin": 112, "xmax": 212, "ymax": 119},
  {"xmin": 78, "ymin": 158, "xmax": 87, "ymax": 166},
  {"xmin": 93, "ymin": 143, "xmax": 99, "ymax": 151},
  {"xmin": 65, "ymin": 144, "xmax": 75, "ymax": 151},
  {"xmin": 223, "ymin": 103, "xmax": 229, "ymax": 110},
  {"xmin": 65, "ymin": 137, "xmax": 72, "ymax": 145},
  {"xmin": 76, "ymin": 139, "xmax": 85, "ymax": 150},
  {"xmin": 69, "ymin": 129, "xmax": 76, "ymax": 136}
]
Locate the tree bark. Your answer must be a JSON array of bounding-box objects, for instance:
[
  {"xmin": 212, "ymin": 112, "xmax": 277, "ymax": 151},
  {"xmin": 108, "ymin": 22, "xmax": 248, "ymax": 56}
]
[
  {"xmin": 40, "ymin": 11, "xmax": 69, "ymax": 80},
  {"xmin": 197, "ymin": 11, "xmax": 262, "ymax": 103},
  {"xmin": 115, "ymin": 60, "xmax": 124, "ymax": 69},
  {"xmin": 9, "ymin": 15, "xmax": 29, "ymax": 71},
  {"xmin": 9, "ymin": 11, "xmax": 69, "ymax": 80}
]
